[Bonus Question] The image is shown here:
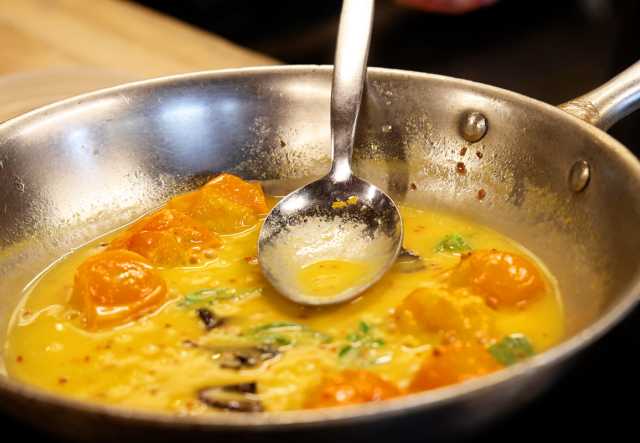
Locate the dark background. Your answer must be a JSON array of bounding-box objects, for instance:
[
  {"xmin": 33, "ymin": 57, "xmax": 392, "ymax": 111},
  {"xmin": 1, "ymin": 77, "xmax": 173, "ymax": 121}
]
[
  {"xmin": 2, "ymin": 0, "xmax": 638, "ymax": 440},
  {"xmin": 136, "ymin": 0, "xmax": 640, "ymax": 152}
]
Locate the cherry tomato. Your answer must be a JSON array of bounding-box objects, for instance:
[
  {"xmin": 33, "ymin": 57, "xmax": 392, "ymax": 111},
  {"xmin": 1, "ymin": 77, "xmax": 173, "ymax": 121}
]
[
  {"xmin": 450, "ymin": 250, "xmax": 544, "ymax": 308},
  {"xmin": 203, "ymin": 173, "xmax": 268, "ymax": 214},
  {"xmin": 306, "ymin": 370, "xmax": 400, "ymax": 408},
  {"xmin": 70, "ymin": 250, "xmax": 167, "ymax": 330},
  {"xmin": 167, "ymin": 174, "xmax": 268, "ymax": 234},
  {"xmin": 395, "ymin": 288, "xmax": 494, "ymax": 340},
  {"xmin": 410, "ymin": 341, "xmax": 501, "ymax": 391},
  {"xmin": 110, "ymin": 209, "xmax": 220, "ymax": 266}
]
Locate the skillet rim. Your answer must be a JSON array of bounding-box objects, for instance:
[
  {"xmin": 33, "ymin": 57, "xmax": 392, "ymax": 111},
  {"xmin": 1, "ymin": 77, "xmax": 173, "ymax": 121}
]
[{"xmin": 1, "ymin": 64, "xmax": 639, "ymax": 430}]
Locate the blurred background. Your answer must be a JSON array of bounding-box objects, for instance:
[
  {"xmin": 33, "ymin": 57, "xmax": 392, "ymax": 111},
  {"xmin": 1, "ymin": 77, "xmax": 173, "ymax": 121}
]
[{"xmin": 136, "ymin": 0, "xmax": 640, "ymax": 151}]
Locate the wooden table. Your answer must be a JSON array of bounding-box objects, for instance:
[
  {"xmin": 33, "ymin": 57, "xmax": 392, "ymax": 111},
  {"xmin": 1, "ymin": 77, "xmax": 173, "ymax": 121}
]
[
  {"xmin": 0, "ymin": 0, "xmax": 277, "ymax": 119},
  {"xmin": 0, "ymin": 0, "xmax": 276, "ymax": 76}
]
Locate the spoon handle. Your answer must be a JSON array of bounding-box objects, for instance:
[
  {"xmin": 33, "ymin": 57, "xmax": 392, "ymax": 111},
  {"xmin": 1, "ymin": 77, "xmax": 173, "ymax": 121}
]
[{"xmin": 329, "ymin": 0, "xmax": 375, "ymax": 181}]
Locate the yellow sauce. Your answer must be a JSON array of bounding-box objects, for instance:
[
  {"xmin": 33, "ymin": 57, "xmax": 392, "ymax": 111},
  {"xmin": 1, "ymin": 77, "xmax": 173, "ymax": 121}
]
[
  {"xmin": 297, "ymin": 260, "xmax": 372, "ymax": 297},
  {"xmin": 4, "ymin": 203, "xmax": 564, "ymax": 414}
]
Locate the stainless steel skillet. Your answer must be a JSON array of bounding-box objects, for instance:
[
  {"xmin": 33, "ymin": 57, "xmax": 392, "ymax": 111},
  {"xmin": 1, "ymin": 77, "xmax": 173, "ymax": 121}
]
[{"xmin": 1, "ymin": 62, "xmax": 639, "ymax": 442}]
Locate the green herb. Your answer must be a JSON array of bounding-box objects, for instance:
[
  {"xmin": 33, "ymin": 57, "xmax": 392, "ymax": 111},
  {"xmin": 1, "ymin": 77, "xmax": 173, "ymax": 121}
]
[
  {"xmin": 259, "ymin": 335, "xmax": 292, "ymax": 346},
  {"xmin": 435, "ymin": 234, "xmax": 471, "ymax": 253},
  {"xmin": 178, "ymin": 288, "xmax": 261, "ymax": 307},
  {"xmin": 339, "ymin": 321, "xmax": 386, "ymax": 362},
  {"xmin": 347, "ymin": 332, "xmax": 363, "ymax": 342},
  {"xmin": 338, "ymin": 345, "xmax": 353, "ymax": 358},
  {"xmin": 249, "ymin": 322, "xmax": 305, "ymax": 334},
  {"xmin": 489, "ymin": 334, "xmax": 535, "ymax": 366},
  {"xmin": 246, "ymin": 322, "xmax": 332, "ymax": 346}
]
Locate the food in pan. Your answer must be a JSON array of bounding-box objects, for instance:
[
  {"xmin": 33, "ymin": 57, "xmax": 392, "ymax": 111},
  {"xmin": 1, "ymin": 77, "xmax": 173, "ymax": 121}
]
[{"xmin": 4, "ymin": 174, "xmax": 564, "ymax": 413}]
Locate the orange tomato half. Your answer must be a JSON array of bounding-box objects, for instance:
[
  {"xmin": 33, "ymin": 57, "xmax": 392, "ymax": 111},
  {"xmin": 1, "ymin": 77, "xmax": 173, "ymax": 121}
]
[
  {"xmin": 306, "ymin": 370, "xmax": 400, "ymax": 408},
  {"xmin": 70, "ymin": 250, "xmax": 168, "ymax": 330},
  {"xmin": 167, "ymin": 174, "xmax": 268, "ymax": 234},
  {"xmin": 450, "ymin": 250, "xmax": 544, "ymax": 308},
  {"xmin": 394, "ymin": 288, "xmax": 494, "ymax": 340},
  {"xmin": 109, "ymin": 209, "xmax": 220, "ymax": 266},
  {"xmin": 410, "ymin": 341, "xmax": 501, "ymax": 391},
  {"xmin": 203, "ymin": 173, "xmax": 268, "ymax": 214}
]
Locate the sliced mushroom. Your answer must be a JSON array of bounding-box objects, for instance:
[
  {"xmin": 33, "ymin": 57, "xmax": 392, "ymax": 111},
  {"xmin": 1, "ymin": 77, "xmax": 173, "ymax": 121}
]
[
  {"xmin": 197, "ymin": 307, "xmax": 224, "ymax": 331},
  {"xmin": 218, "ymin": 345, "xmax": 280, "ymax": 370},
  {"xmin": 393, "ymin": 248, "xmax": 426, "ymax": 273},
  {"xmin": 221, "ymin": 382, "xmax": 257, "ymax": 394},
  {"xmin": 198, "ymin": 384, "xmax": 263, "ymax": 412}
]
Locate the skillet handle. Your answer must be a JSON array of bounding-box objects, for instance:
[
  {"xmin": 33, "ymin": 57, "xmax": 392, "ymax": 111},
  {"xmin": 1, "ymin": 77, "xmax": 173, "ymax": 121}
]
[{"xmin": 559, "ymin": 60, "xmax": 640, "ymax": 131}]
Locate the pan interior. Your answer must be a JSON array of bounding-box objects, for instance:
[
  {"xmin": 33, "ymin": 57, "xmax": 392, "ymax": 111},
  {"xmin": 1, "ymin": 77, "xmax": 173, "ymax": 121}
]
[{"xmin": 1, "ymin": 67, "xmax": 639, "ymax": 398}]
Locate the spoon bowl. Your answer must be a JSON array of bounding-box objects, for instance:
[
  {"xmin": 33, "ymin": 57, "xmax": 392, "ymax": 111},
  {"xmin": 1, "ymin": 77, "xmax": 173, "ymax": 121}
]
[{"xmin": 259, "ymin": 175, "xmax": 402, "ymax": 305}]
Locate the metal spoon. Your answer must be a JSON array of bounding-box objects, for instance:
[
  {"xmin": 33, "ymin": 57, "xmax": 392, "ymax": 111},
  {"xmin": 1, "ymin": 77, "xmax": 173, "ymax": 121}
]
[{"xmin": 258, "ymin": 0, "xmax": 403, "ymax": 306}]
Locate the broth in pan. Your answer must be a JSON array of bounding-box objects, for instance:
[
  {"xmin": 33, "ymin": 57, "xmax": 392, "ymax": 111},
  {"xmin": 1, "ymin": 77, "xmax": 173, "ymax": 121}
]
[{"xmin": 4, "ymin": 174, "xmax": 564, "ymax": 413}]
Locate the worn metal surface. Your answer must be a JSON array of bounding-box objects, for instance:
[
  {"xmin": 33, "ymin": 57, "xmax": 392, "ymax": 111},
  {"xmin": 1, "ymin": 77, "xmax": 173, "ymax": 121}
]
[
  {"xmin": 568, "ymin": 160, "xmax": 591, "ymax": 193},
  {"xmin": 459, "ymin": 110, "xmax": 488, "ymax": 143},
  {"xmin": 559, "ymin": 61, "xmax": 640, "ymax": 130},
  {"xmin": 1, "ymin": 65, "xmax": 640, "ymax": 442}
]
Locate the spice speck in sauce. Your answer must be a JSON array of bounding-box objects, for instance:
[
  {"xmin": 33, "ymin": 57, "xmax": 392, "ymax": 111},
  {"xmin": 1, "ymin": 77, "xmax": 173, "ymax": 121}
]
[
  {"xmin": 456, "ymin": 162, "xmax": 467, "ymax": 175},
  {"xmin": 478, "ymin": 189, "xmax": 487, "ymax": 200},
  {"xmin": 459, "ymin": 147, "xmax": 467, "ymax": 156},
  {"xmin": 476, "ymin": 151, "xmax": 483, "ymax": 159}
]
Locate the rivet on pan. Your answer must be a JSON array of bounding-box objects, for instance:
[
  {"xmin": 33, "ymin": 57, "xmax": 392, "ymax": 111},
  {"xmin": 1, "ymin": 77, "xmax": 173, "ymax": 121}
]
[
  {"xmin": 569, "ymin": 160, "xmax": 591, "ymax": 193},
  {"xmin": 459, "ymin": 111, "xmax": 488, "ymax": 143}
]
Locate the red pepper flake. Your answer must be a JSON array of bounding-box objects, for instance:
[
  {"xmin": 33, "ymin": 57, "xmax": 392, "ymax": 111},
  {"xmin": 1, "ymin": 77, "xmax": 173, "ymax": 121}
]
[
  {"xmin": 409, "ymin": 182, "xmax": 417, "ymax": 191},
  {"xmin": 58, "ymin": 377, "xmax": 68, "ymax": 385},
  {"xmin": 477, "ymin": 189, "xmax": 486, "ymax": 200},
  {"xmin": 16, "ymin": 355, "xmax": 23, "ymax": 363},
  {"xmin": 459, "ymin": 147, "xmax": 467, "ymax": 156},
  {"xmin": 433, "ymin": 347, "xmax": 442, "ymax": 357},
  {"xmin": 476, "ymin": 151, "xmax": 483, "ymax": 159},
  {"xmin": 456, "ymin": 162, "xmax": 466, "ymax": 175}
]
